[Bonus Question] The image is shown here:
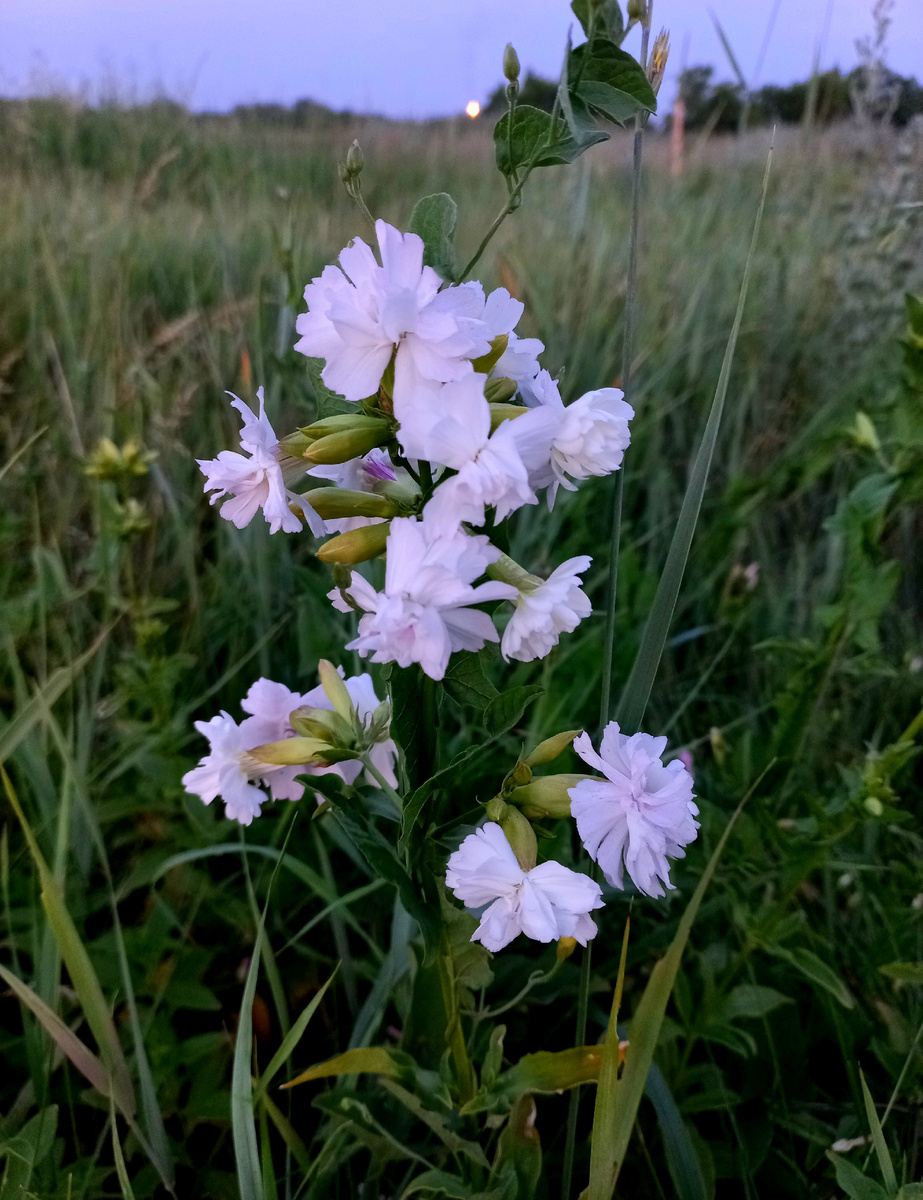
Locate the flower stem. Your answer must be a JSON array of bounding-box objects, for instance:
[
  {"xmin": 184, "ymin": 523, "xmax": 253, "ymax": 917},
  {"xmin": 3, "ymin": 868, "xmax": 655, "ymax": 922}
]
[
  {"xmin": 561, "ymin": 16, "xmax": 652, "ymax": 1197},
  {"xmin": 361, "ymin": 756, "xmax": 404, "ymax": 813}
]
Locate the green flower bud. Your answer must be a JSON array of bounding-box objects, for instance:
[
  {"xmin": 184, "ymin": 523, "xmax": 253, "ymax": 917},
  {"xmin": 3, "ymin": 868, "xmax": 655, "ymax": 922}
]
[
  {"xmin": 317, "ymin": 521, "xmax": 391, "ymax": 564},
  {"xmin": 300, "ymin": 413, "xmax": 391, "ymax": 445},
  {"xmin": 557, "ymin": 936, "xmax": 578, "ymax": 961},
  {"xmin": 503, "ymin": 43, "xmax": 520, "ymax": 84},
  {"xmin": 485, "ymin": 795, "xmax": 509, "ymax": 824},
  {"xmin": 627, "ymin": 0, "xmax": 646, "ymax": 19},
  {"xmin": 500, "ymin": 804, "xmax": 538, "ymax": 871},
  {"xmin": 278, "ymin": 430, "xmax": 313, "ymax": 459},
  {"xmin": 346, "ymin": 139, "xmax": 364, "ymax": 177},
  {"xmin": 305, "ymin": 488, "xmax": 399, "ymax": 520},
  {"xmin": 510, "ymin": 774, "xmax": 591, "ymax": 819},
  {"xmin": 471, "ymin": 334, "xmax": 509, "ymax": 375},
  {"xmin": 525, "ymin": 731, "xmax": 581, "ymax": 767},
  {"xmin": 304, "ymin": 425, "xmax": 393, "ymax": 465},
  {"xmin": 486, "ymin": 381, "xmax": 520, "ymax": 407},
  {"xmin": 504, "ymin": 760, "xmax": 532, "ymax": 790},
  {"xmin": 250, "ymin": 735, "xmax": 332, "ymax": 766},
  {"xmin": 318, "ymin": 659, "xmax": 356, "ymax": 722}
]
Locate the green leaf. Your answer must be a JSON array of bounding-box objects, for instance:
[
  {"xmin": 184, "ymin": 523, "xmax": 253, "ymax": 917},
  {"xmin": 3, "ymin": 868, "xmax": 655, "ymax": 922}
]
[
  {"xmin": 2, "ymin": 769, "xmax": 136, "ymax": 1119},
  {"xmin": 380, "ymin": 1079, "xmax": 490, "ymax": 1168},
  {"xmin": 571, "ymin": 0, "xmax": 625, "ymax": 43},
  {"xmin": 644, "ymin": 1066, "xmax": 709, "ymax": 1200},
  {"xmin": 231, "ymin": 924, "xmax": 264, "ymax": 1200},
  {"xmin": 0, "ymin": 963, "xmax": 112, "ymax": 1098},
  {"xmin": 484, "ymin": 685, "xmax": 544, "ymax": 737},
  {"xmin": 409, "ymin": 193, "xmax": 458, "ymax": 283},
  {"xmin": 764, "ymin": 946, "xmax": 855, "ymax": 1010},
  {"xmin": 282, "ymin": 1046, "xmax": 415, "ymax": 1090},
  {"xmin": 570, "ymin": 42, "xmax": 657, "ymax": 126},
  {"xmin": 400, "ymin": 744, "xmax": 481, "ymax": 857},
  {"xmin": 464, "ymin": 1046, "xmax": 605, "ymax": 1114},
  {"xmin": 110, "ymin": 1103, "xmax": 137, "ymax": 1200},
  {"xmin": 442, "ymin": 650, "xmax": 499, "ymax": 710},
  {"xmin": 718, "ymin": 984, "xmax": 794, "ymax": 1022},
  {"xmin": 879, "ymin": 962, "xmax": 923, "ymax": 984},
  {"xmin": 827, "ymin": 1153, "xmax": 890, "ymax": 1200},
  {"xmin": 587, "ymin": 799, "xmax": 746, "ymax": 1199},
  {"xmin": 616, "ymin": 146, "xmax": 772, "ymax": 732},
  {"xmin": 495, "ymin": 1093, "xmax": 542, "ymax": 1198},
  {"xmin": 308, "ymin": 773, "xmax": 442, "ymax": 960},
  {"xmin": 494, "ymin": 105, "xmax": 606, "ymax": 178},
  {"xmin": 304, "ymin": 356, "xmax": 352, "ymax": 418},
  {"xmin": 558, "ymin": 33, "xmax": 611, "ymax": 149},
  {"xmin": 255, "ymin": 965, "xmax": 339, "ymax": 1100},
  {"xmin": 860, "ymin": 1070, "xmax": 898, "ymax": 1197},
  {"xmin": 401, "ymin": 1168, "xmax": 507, "ymax": 1199}
]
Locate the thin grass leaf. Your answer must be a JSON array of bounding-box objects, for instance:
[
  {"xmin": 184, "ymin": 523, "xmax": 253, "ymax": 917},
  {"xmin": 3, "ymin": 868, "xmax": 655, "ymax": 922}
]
[
  {"xmin": 644, "ymin": 1064, "xmax": 708, "ymax": 1200},
  {"xmin": 0, "ymin": 627, "xmax": 112, "ymax": 765},
  {"xmin": 260, "ymin": 1089, "xmax": 312, "ymax": 1174},
  {"xmin": 258, "ymin": 1101, "xmax": 278, "ymax": 1200},
  {"xmin": 110, "ymin": 1102, "xmax": 137, "ymax": 1200},
  {"xmin": 254, "ymin": 965, "xmax": 339, "ymax": 1101},
  {"xmin": 1, "ymin": 768, "xmax": 136, "ymax": 1118},
  {"xmin": 588, "ymin": 918, "xmax": 630, "ymax": 1194},
  {"xmin": 588, "ymin": 792, "xmax": 750, "ymax": 1198},
  {"xmin": 0, "ymin": 963, "xmax": 112, "ymax": 1098},
  {"xmin": 860, "ymin": 1070, "xmax": 898, "ymax": 1197},
  {"xmin": 232, "ymin": 924, "xmax": 264, "ymax": 1200},
  {"xmin": 709, "ymin": 11, "xmax": 748, "ymax": 90},
  {"xmin": 617, "ymin": 145, "xmax": 773, "ymax": 733}
]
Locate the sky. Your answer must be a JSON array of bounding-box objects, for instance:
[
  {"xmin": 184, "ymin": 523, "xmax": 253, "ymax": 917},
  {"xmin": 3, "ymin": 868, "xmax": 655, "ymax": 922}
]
[{"xmin": 2, "ymin": 0, "xmax": 922, "ymax": 119}]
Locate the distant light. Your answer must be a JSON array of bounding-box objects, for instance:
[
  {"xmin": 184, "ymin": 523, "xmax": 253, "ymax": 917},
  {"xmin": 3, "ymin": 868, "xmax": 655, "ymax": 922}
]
[{"xmin": 465, "ymin": 100, "xmax": 481, "ymax": 119}]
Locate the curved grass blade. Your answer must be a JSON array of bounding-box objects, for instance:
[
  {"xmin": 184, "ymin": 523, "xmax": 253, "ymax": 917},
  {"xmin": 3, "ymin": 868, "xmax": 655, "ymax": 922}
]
[
  {"xmin": 110, "ymin": 1101, "xmax": 137, "ymax": 1200},
  {"xmin": 860, "ymin": 1070, "xmax": 898, "ymax": 1197},
  {"xmin": 616, "ymin": 144, "xmax": 773, "ymax": 733},
  {"xmin": 232, "ymin": 927, "xmax": 264, "ymax": 1200},
  {"xmin": 254, "ymin": 965, "xmax": 339, "ymax": 1102}
]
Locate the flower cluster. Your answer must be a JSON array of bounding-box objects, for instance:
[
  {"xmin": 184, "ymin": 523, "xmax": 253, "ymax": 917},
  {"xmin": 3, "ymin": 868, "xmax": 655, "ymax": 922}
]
[
  {"xmin": 445, "ymin": 722, "xmax": 699, "ymax": 950},
  {"xmin": 190, "ymin": 216, "xmax": 700, "ymax": 957},
  {"xmin": 196, "ymin": 219, "xmax": 634, "ymax": 671},
  {"xmin": 182, "ymin": 668, "xmax": 396, "ymax": 826}
]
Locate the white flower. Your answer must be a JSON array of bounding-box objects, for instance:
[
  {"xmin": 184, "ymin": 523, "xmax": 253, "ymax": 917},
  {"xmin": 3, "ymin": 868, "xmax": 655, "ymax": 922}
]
[
  {"xmin": 181, "ymin": 674, "xmax": 397, "ymax": 824},
  {"xmin": 501, "ymin": 555, "xmax": 593, "ymax": 662},
  {"xmin": 456, "ymin": 282, "xmax": 544, "ymax": 401},
  {"xmin": 294, "ymin": 221, "xmax": 491, "ymax": 402},
  {"xmin": 446, "ymin": 822, "xmax": 604, "ymax": 952},
  {"xmin": 197, "ymin": 388, "xmax": 325, "ymax": 536},
  {"xmin": 395, "ymin": 372, "xmax": 536, "ymax": 526},
  {"xmin": 511, "ymin": 372, "xmax": 634, "ymax": 508},
  {"xmin": 344, "ymin": 513, "xmax": 516, "ymax": 681},
  {"xmin": 569, "ymin": 723, "xmax": 699, "ymax": 898},
  {"xmin": 181, "ymin": 711, "xmax": 287, "ymax": 826}
]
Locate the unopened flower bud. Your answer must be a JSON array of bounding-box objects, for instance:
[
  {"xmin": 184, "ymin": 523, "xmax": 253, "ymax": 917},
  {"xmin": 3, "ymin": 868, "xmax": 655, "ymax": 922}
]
[
  {"xmin": 557, "ymin": 936, "xmax": 578, "ymax": 961},
  {"xmin": 487, "ymin": 551, "xmax": 542, "ymax": 593},
  {"xmin": 864, "ymin": 796, "xmax": 884, "ymax": 817},
  {"xmin": 503, "ymin": 43, "xmax": 520, "ymax": 84},
  {"xmin": 300, "ymin": 413, "xmax": 392, "ymax": 445},
  {"xmin": 338, "ymin": 161, "xmax": 351, "ymax": 185},
  {"xmin": 249, "ymin": 735, "xmax": 332, "ymax": 766},
  {"xmin": 278, "ymin": 430, "xmax": 312, "ymax": 459},
  {"xmin": 289, "ymin": 708, "xmax": 350, "ymax": 743},
  {"xmin": 346, "ymin": 139, "xmax": 364, "ymax": 177},
  {"xmin": 485, "ymin": 795, "xmax": 510, "ymax": 824},
  {"xmin": 525, "ymin": 730, "xmax": 581, "ymax": 767},
  {"xmin": 317, "ymin": 522, "xmax": 391, "ymax": 564},
  {"xmin": 627, "ymin": 0, "xmax": 646, "ymax": 20},
  {"xmin": 304, "ymin": 424, "xmax": 393, "ymax": 465},
  {"xmin": 504, "ymin": 760, "xmax": 532, "ymax": 790},
  {"xmin": 647, "ymin": 30, "xmax": 670, "ymax": 94},
  {"xmin": 486, "ymin": 381, "xmax": 520, "ymax": 406},
  {"xmin": 499, "ymin": 804, "xmax": 538, "ymax": 871},
  {"xmin": 318, "ymin": 659, "xmax": 356, "ymax": 723},
  {"xmin": 472, "ymin": 334, "xmax": 509, "ymax": 376},
  {"xmin": 510, "ymin": 774, "xmax": 589, "ymax": 819},
  {"xmin": 305, "ymin": 488, "xmax": 399, "ymax": 520}
]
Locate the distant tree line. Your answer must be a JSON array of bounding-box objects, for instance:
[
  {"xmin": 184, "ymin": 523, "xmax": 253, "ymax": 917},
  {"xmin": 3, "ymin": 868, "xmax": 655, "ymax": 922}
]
[{"xmin": 487, "ymin": 65, "xmax": 923, "ymax": 132}]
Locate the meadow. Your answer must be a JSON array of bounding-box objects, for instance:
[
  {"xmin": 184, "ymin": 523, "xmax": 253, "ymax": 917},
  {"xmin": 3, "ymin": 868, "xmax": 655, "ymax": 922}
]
[{"xmin": 0, "ymin": 94, "xmax": 922, "ymax": 1198}]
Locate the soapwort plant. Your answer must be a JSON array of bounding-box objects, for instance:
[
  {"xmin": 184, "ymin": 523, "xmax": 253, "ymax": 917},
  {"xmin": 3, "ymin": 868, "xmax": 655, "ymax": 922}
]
[{"xmin": 181, "ymin": 3, "xmax": 771, "ymax": 1195}]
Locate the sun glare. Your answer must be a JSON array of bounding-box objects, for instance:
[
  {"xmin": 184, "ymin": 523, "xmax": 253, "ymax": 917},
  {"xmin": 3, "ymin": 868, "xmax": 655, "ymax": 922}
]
[{"xmin": 465, "ymin": 100, "xmax": 481, "ymax": 119}]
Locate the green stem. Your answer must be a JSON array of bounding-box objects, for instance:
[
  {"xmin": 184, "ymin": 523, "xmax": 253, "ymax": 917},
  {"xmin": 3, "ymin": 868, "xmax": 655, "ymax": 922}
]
[
  {"xmin": 562, "ymin": 18, "xmax": 652, "ymax": 1198},
  {"xmin": 437, "ymin": 936, "xmax": 477, "ymax": 1105},
  {"xmin": 361, "ymin": 755, "xmax": 404, "ymax": 813},
  {"xmin": 457, "ymin": 167, "xmax": 534, "ymax": 283}
]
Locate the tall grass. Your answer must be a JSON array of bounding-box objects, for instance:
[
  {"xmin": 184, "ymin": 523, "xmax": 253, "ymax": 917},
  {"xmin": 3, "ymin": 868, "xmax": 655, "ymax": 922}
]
[{"xmin": 1, "ymin": 97, "xmax": 922, "ymax": 1197}]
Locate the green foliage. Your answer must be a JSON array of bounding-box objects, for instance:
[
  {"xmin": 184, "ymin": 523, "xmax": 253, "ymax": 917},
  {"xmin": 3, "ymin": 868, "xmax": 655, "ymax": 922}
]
[
  {"xmin": 409, "ymin": 192, "xmax": 459, "ymax": 283},
  {"xmin": 1, "ymin": 93, "xmax": 922, "ymax": 1200}
]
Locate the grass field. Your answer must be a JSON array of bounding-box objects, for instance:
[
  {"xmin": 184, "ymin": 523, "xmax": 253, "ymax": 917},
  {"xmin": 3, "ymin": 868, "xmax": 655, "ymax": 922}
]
[{"xmin": 1, "ymin": 96, "xmax": 922, "ymax": 1198}]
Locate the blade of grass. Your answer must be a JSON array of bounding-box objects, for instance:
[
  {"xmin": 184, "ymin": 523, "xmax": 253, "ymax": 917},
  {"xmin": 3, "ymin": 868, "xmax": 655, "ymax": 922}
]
[
  {"xmin": 0, "ymin": 963, "xmax": 112, "ymax": 1097},
  {"xmin": 587, "ymin": 770, "xmax": 765, "ymax": 1199},
  {"xmin": 2, "ymin": 767, "xmax": 136, "ymax": 1118},
  {"xmin": 110, "ymin": 1101, "xmax": 137, "ymax": 1200},
  {"xmin": 617, "ymin": 141, "xmax": 773, "ymax": 734},
  {"xmin": 255, "ymin": 966, "xmax": 339, "ymax": 1102},
  {"xmin": 860, "ymin": 1070, "xmax": 898, "ymax": 1196},
  {"xmin": 588, "ymin": 918, "xmax": 631, "ymax": 1192}
]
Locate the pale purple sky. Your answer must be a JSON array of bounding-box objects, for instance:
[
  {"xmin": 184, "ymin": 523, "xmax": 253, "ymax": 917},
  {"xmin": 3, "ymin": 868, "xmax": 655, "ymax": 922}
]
[{"xmin": 2, "ymin": 0, "xmax": 921, "ymax": 118}]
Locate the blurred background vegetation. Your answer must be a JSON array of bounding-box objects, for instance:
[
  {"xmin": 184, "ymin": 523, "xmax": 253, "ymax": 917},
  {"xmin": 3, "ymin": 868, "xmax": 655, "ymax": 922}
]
[{"xmin": 0, "ymin": 90, "xmax": 922, "ymax": 1197}]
